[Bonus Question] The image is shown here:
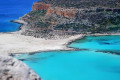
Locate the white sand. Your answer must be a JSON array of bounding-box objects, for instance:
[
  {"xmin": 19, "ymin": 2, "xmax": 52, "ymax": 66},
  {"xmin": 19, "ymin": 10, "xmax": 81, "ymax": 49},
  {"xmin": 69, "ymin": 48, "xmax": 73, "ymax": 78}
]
[{"xmin": 0, "ymin": 33, "xmax": 83, "ymax": 55}]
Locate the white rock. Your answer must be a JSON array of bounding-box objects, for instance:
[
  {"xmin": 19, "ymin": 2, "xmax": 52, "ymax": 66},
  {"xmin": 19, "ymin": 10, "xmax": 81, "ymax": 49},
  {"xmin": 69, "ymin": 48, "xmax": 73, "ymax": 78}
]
[{"xmin": 0, "ymin": 55, "xmax": 41, "ymax": 80}]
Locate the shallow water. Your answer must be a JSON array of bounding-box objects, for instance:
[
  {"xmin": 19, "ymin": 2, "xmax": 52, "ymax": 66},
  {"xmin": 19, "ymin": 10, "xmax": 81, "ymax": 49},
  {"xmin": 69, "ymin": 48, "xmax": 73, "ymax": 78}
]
[
  {"xmin": 15, "ymin": 35, "xmax": 120, "ymax": 80},
  {"xmin": 70, "ymin": 35, "xmax": 120, "ymax": 51},
  {"xmin": 0, "ymin": 0, "xmax": 38, "ymax": 32}
]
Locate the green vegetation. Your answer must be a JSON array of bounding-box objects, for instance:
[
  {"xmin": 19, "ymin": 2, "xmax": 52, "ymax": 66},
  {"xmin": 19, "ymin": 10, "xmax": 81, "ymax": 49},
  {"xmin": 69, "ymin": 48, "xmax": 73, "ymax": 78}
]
[
  {"xmin": 96, "ymin": 14, "xmax": 120, "ymax": 31},
  {"xmin": 54, "ymin": 23, "xmax": 91, "ymax": 33},
  {"xmin": 53, "ymin": 12, "xmax": 120, "ymax": 33},
  {"xmin": 22, "ymin": 0, "xmax": 120, "ymax": 35},
  {"xmin": 35, "ymin": 21, "xmax": 51, "ymax": 28},
  {"xmin": 23, "ymin": 10, "xmax": 51, "ymax": 28},
  {"xmin": 28, "ymin": 10, "xmax": 47, "ymax": 17},
  {"xmin": 42, "ymin": 0, "xmax": 120, "ymax": 8},
  {"xmin": 24, "ymin": 9, "xmax": 120, "ymax": 34},
  {"xmin": 46, "ymin": 16, "xmax": 57, "ymax": 22}
]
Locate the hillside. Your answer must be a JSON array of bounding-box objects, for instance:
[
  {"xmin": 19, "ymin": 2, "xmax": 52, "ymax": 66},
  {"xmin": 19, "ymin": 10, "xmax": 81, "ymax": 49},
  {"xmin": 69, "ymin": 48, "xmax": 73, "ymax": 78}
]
[
  {"xmin": 19, "ymin": 0, "xmax": 120, "ymax": 38},
  {"xmin": 41, "ymin": 0, "xmax": 120, "ymax": 8}
]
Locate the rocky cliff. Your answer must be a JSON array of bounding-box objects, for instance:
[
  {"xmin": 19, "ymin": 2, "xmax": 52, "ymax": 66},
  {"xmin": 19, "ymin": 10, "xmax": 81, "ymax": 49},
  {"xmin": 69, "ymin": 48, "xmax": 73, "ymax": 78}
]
[
  {"xmin": 46, "ymin": 7, "xmax": 77, "ymax": 18},
  {"xmin": 32, "ymin": 2, "xmax": 51, "ymax": 11},
  {"xmin": 0, "ymin": 55, "xmax": 41, "ymax": 80},
  {"xmin": 32, "ymin": 2, "xmax": 77, "ymax": 18}
]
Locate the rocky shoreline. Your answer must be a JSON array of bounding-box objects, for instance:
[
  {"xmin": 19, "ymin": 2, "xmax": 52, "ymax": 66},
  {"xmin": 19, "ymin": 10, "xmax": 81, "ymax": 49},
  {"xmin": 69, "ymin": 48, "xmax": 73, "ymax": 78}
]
[{"xmin": 0, "ymin": 55, "xmax": 41, "ymax": 80}]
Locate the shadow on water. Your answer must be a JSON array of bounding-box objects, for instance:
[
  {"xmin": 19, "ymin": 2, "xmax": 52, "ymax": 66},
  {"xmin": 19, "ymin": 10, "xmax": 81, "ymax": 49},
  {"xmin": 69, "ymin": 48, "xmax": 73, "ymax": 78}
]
[
  {"xmin": 96, "ymin": 50, "xmax": 120, "ymax": 55},
  {"xmin": 14, "ymin": 53, "xmax": 56, "ymax": 63}
]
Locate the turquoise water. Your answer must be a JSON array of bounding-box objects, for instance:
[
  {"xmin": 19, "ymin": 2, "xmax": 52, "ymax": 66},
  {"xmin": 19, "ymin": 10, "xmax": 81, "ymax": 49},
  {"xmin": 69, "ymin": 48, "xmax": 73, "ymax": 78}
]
[{"xmin": 15, "ymin": 35, "xmax": 120, "ymax": 80}]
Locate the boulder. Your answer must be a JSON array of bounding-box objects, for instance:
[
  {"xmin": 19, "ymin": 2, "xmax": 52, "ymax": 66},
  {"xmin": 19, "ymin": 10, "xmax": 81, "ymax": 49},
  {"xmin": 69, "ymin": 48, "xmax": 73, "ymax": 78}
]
[{"xmin": 0, "ymin": 55, "xmax": 41, "ymax": 80}]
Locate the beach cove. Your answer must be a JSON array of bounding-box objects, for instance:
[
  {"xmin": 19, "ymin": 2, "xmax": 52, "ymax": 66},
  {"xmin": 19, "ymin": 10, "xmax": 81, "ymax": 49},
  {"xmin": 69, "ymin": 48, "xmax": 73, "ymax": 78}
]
[
  {"xmin": 14, "ymin": 35, "xmax": 120, "ymax": 80},
  {"xmin": 0, "ymin": 32, "xmax": 83, "ymax": 55},
  {"xmin": 0, "ymin": 18, "xmax": 120, "ymax": 80},
  {"xmin": 0, "ymin": 21, "xmax": 120, "ymax": 80},
  {"xmin": 0, "ymin": 0, "xmax": 120, "ymax": 80}
]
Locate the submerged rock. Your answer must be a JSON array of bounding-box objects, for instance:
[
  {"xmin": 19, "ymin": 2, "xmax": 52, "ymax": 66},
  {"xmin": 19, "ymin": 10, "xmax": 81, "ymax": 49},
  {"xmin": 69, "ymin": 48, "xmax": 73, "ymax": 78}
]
[{"xmin": 0, "ymin": 55, "xmax": 41, "ymax": 80}]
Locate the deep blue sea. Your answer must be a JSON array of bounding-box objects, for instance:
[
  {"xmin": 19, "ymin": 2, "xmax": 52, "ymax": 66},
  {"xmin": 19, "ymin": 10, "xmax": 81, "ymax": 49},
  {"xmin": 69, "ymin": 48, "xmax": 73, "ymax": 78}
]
[
  {"xmin": 0, "ymin": 0, "xmax": 38, "ymax": 32},
  {"xmin": 15, "ymin": 35, "xmax": 120, "ymax": 80}
]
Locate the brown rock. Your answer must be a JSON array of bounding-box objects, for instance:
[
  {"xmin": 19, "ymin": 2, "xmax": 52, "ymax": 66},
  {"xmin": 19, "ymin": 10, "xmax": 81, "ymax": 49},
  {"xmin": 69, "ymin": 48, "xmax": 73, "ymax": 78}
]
[
  {"xmin": 31, "ymin": 2, "xmax": 77, "ymax": 18},
  {"xmin": 32, "ymin": 2, "xmax": 51, "ymax": 11}
]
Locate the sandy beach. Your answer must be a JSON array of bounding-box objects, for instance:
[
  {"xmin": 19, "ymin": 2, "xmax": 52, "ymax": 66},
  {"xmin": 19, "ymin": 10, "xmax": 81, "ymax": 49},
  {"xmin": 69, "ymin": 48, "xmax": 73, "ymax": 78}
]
[
  {"xmin": 1, "ymin": 20, "xmax": 120, "ymax": 55},
  {"xmin": 0, "ymin": 32, "xmax": 83, "ymax": 55},
  {"xmin": 0, "ymin": 30, "xmax": 120, "ymax": 55}
]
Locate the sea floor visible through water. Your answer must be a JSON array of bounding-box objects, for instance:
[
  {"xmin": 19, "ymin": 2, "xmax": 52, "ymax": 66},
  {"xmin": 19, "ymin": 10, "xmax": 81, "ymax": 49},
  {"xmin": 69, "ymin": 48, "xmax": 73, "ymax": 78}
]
[{"xmin": 15, "ymin": 35, "xmax": 120, "ymax": 80}]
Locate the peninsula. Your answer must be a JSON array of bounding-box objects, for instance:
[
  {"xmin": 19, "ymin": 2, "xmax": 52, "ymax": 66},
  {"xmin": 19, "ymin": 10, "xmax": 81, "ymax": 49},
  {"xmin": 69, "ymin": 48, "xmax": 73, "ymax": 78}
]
[
  {"xmin": 0, "ymin": 0, "xmax": 120, "ymax": 55},
  {"xmin": 0, "ymin": 0, "xmax": 120, "ymax": 79},
  {"xmin": 20, "ymin": 0, "xmax": 120, "ymax": 39},
  {"xmin": 1, "ymin": 0, "xmax": 119, "ymax": 55}
]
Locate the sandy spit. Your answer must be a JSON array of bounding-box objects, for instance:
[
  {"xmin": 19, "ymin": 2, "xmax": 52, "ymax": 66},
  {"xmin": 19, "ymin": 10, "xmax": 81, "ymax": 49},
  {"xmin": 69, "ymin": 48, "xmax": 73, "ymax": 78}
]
[
  {"xmin": 1, "ymin": 20, "xmax": 120, "ymax": 55},
  {"xmin": 0, "ymin": 32, "xmax": 83, "ymax": 55}
]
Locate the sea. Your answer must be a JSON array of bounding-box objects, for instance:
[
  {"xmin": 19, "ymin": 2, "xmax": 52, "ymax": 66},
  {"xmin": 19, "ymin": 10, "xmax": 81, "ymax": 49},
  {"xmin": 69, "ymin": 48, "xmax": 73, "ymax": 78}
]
[
  {"xmin": 0, "ymin": 0, "xmax": 38, "ymax": 32},
  {"xmin": 15, "ymin": 35, "xmax": 120, "ymax": 80},
  {"xmin": 0, "ymin": 0, "xmax": 120, "ymax": 80}
]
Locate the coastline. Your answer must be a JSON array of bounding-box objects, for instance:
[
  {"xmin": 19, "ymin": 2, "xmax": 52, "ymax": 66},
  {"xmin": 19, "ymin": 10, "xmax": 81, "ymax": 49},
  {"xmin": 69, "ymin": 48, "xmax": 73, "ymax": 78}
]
[
  {"xmin": 10, "ymin": 20, "xmax": 27, "ymax": 31},
  {"xmin": 1, "ymin": 19, "xmax": 120, "ymax": 80},
  {"xmin": 10, "ymin": 20, "xmax": 27, "ymax": 27},
  {"xmin": 0, "ymin": 20, "xmax": 42, "ymax": 80},
  {"xmin": 1, "ymin": 0, "xmax": 120, "ymax": 79},
  {"xmin": 1, "ymin": 19, "xmax": 120, "ymax": 56},
  {"xmin": 1, "ymin": 31, "xmax": 120, "ymax": 56},
  {"xmin": 1, "ymin": 19, "xmax": 85, "ymax": 55},
  {"xmin": 0, "ymin": 55, "xmax": 41, "ymax": 80},
  {"xmin": 0, "ymin": 32, "xmax": 84, "ymax": 56}
]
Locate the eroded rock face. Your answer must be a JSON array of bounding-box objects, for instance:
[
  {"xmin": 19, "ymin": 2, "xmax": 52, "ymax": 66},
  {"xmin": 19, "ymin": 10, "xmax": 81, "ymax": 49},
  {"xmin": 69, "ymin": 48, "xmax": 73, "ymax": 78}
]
[
  {"xmin": 32, "ymin": 2, "xmax": 51, "ymax": 11},
  {"xmin": 46, "ymin": 7, "xmax": 77, "ymax": 18},
  {"xmin": 31, "ymin": 2, "xmax": 77, "ymax": 18},
  {"xmin": 0, "ymin": 55, "xmax": 41, "ymax": 80}
]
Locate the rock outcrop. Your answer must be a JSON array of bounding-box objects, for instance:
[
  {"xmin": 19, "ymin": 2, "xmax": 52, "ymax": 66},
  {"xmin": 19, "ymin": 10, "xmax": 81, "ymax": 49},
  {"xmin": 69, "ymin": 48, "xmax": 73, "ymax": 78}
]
[
  {"xmin": 31, "ymin": 1, "xmax": 120, "ymax": 19},
  {"xmin": 46, "ymin": 7, "xmax": 77, "ymax": 18},
  {"xmin": 32, "ymin": 2, "xmax": 51, "ymax": 11},
  {"xmin": 32, "ymin": 2, "xmax": 77, "ymax": 18},
  {"xmin": 0, "ymin": 55, "xmax": 41, "ymax": 80}
]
